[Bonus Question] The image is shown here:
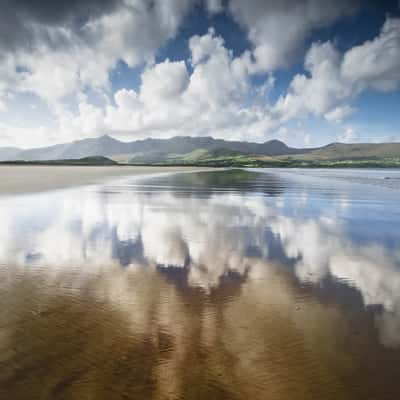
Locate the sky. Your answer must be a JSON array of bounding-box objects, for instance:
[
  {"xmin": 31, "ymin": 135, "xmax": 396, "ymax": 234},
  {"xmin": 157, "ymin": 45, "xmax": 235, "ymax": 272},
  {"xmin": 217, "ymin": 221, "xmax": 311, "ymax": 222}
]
[{"xmin": 0, "ymin": 0, "xmax": 399, "ymax": 149}]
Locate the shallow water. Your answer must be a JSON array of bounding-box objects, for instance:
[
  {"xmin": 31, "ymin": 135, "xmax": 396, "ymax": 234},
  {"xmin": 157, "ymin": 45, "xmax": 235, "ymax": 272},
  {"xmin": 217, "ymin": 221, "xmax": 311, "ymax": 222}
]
[{"xmin": 1, "ymin": 168, "xmax": 400, "ymax": 399}]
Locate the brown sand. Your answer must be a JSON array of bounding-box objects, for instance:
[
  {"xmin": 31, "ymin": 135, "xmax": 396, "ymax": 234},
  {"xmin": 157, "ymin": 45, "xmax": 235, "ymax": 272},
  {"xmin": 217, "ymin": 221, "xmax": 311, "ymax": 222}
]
[{"xmin": 0, "ymin": 165, "xmax": 213, "ymax": 195}]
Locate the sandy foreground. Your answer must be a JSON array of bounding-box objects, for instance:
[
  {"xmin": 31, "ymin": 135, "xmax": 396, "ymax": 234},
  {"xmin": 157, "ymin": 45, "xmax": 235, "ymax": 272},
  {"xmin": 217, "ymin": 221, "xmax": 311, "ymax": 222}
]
[{"xmin": 0, "ymin": 165, "xmax": 212, "ymax": 195}]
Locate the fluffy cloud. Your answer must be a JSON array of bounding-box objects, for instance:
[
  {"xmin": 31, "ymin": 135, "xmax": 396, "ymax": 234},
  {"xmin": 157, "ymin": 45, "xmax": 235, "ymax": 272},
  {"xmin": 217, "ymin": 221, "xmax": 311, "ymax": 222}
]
[
  {"xmin": 0, "ymin": 0, "xmax": 195, "ymax": 103},
  {"xmin": 228, "ymin": 0, "xmax": 359, "ymax": 72},
  {"xmin": 274, "ymin": 42, "xmax": 352, "ymax": 121},
  {"xmin": 0, "ymin": 2, "xmax": 399, "ymax": 147},
  {"xmin": 0, "ymin": 121, "xmax": 52, "ymax": 148},
  {"xmin": 205, "ymin": 0, "xmax": 223, "ymax": 14},
  {"xmin": 342, "ymin": 18, "xmax": 400, "ymax": 91},
  {"xmin": 98, "ymin": 29, "xmax": 276, "ymax": 141},
  {"xmin": 0, "ymin": 0, "xmax": 360, "ymax": 104},
  {"xmin": 0, "ymin": 1, "xmax": 359, "ymax": 106},
  {"xmin": 275, "ymin": 18, "xmax": 400, "ymax": 124},
  {"xmin": 66, "ymin": 17, "xmax": 400, "ymax": 144},
  {"xmin": 324, "ymin": 105, "xmax": 355, "ymax": 124},
  {"xmin": 0, "ymin": 0, "xmax": 122, "ymax": 52},
  {"xmin": 140, "ymin": 60, "xmax": 189, "ymax": 105}
]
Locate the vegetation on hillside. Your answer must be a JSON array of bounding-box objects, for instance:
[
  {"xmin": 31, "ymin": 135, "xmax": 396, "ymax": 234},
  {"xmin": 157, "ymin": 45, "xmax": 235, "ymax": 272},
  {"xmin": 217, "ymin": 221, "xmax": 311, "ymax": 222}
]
[
  {"xmin": 126, "ymin": 151, "xmax": 400, "ymax": 168},
  {"xmin": 1, "ymin": 136, "xmax": 399, "ymax": 168},
  {"xmin": 0, "ymin": 156, "xmax": 118, "ymax": 166}
]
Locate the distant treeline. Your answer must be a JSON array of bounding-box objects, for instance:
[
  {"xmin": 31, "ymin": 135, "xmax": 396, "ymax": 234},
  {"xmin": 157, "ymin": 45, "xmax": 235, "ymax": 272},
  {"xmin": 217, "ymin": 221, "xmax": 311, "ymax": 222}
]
[
  {"xmin": 127, "ymin": 158, "xmax": 400, "ymax": 169},
  {"xmin": 0, "ymin": 156, "xmax": 117, "ymax": 166},
  {"xmin": 1, "ymin": 156, "xmax": 399, "ymax": 169}
]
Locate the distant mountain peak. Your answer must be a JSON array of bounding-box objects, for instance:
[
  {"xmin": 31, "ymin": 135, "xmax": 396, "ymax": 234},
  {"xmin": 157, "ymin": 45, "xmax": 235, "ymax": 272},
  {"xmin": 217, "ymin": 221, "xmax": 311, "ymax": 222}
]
[
  {"xmin": 265, "ymin": 139, "xmax": 286, "ymax": 145},
  {"xmin": 0, "ymin": 135, "xmax": 397, "ymax": 163},
  {"xmin": 97, "ymin": 134, "xmax": 119, "ymax": 142}
]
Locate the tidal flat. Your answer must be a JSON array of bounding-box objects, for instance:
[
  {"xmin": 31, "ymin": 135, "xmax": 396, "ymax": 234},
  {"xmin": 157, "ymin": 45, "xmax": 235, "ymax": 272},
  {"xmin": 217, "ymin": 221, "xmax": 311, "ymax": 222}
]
[
  {"xmin": 1, "ymin": 167, "xmax": 400, "ymax": 399},
  {"xmin": 0, "ymin": 165, "xmax": 211, "ymax": 195}
]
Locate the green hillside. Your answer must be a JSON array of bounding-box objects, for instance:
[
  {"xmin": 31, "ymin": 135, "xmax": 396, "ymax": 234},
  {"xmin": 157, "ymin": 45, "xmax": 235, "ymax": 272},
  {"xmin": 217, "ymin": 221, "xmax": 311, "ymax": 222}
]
[
  {"xmin": 294, "ymin": 143, "xmax": 400, "ymax": 160},
  {"xmin": 1, "ymin": 134, "xmax": 399, "ymax": 168},
  {"xmin": 122, "ymin": 142, "xmax": 400, "ymax": 168},
  {"xmin": 0, "ymin": 156, "xmax": 118, "ymax": 166}
]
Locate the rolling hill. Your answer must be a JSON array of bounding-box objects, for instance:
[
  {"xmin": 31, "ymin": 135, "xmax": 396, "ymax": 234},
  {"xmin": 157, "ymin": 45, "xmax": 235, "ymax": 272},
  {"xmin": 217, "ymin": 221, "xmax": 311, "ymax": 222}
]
[
  {"xmin": 0, "ymin": 135, "xmax": 308, "ymax": 162},
  {"xmin": 0, "ymin": 135, "xmax": 399, "ymax": 167},
  {"xmin": 0, "ymin": 156, "xmax": 118, "ymax": 166}
]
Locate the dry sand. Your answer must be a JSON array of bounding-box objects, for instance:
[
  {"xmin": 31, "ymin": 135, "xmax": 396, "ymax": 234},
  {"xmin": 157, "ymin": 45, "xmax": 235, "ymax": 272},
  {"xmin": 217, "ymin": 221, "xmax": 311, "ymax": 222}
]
[{"xmin": 0, "ymin": 165, "xmax": 212, "ymax": 195}]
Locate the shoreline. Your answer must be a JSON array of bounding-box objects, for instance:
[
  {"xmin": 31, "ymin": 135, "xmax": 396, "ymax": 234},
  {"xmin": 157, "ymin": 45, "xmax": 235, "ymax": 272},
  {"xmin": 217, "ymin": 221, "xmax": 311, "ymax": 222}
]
[
  {"xmin": 1, "ymin": 159, "xmax": 399, "ymax": 169},
  {"xmin": 0, "ymin": 165, "xmax": 214, "ymax": 196}
]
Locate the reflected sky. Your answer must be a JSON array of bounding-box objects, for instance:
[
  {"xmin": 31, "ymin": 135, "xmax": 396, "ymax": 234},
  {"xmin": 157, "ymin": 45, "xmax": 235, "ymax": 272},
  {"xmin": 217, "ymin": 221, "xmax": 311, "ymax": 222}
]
[{"xmin": 1, "ymin": 168, "xmax": 400, "ymax": 399}]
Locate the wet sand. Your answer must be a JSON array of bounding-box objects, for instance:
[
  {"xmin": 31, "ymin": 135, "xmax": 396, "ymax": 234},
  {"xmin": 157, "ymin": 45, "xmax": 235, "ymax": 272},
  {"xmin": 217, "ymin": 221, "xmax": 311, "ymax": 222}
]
[
  {"xmin": 1, "ymin": 169, "xmax": 400, "ymax": 399},
  {"xmin": 2, "ymin": 262, "xmax": 400, "ymax": 400},
  {"xmin": 0, "ymin": 165, "xmax": 213, "ymax": 195}
]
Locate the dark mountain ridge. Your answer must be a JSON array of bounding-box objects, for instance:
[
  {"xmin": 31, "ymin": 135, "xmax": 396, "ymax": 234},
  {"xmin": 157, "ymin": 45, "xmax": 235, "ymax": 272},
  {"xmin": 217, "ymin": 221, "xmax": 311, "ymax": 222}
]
[
  {"xmin": 0, "ymin": 135, "xmax": 309, "ymax": 162},
  {"xmin": 0, "ymin": 135, "xmax": 398, "ymax": 165}
]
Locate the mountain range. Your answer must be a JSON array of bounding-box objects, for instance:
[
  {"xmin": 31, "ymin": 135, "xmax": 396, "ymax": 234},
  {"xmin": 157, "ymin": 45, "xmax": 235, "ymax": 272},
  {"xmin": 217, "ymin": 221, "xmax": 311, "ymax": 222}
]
[{"xmin": 0, "ymin": 135, "xmax": 399, "ymax": 167}]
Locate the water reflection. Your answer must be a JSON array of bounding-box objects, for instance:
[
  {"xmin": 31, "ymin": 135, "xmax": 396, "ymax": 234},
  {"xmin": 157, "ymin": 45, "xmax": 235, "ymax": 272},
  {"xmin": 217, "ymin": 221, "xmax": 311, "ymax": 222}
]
[{"xmin": 1, "ymin": 169, "xmax": 400, "ymax": 399}]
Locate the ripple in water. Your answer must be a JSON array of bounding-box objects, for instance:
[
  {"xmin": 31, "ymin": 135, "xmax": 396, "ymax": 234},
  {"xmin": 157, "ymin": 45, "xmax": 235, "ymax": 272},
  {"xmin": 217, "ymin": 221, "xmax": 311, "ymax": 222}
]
[{"xmin": 0, "ymin": 168, "xmax": 400, "ymax": 399}]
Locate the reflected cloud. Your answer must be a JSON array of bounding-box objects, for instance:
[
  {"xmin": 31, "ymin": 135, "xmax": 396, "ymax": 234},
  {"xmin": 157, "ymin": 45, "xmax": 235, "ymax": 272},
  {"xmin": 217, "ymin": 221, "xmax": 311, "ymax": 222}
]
[
  {"xmin": 1, "ymin": 170, "xmax": 400, "ymax": 398},
  {"xmin": 0, "ymin": 170, "xmax": 399, "ymax": 350},
  {"xmin": 270, "ymin": 214, "xmax": 400, "ymax": 347}
]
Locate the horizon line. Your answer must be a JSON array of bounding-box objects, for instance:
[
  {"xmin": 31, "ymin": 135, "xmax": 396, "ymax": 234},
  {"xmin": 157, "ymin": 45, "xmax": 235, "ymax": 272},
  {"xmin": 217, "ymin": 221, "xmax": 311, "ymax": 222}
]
[{"xmin": 3, "ymin": 134, "xmax": 400, "ymax": 152}]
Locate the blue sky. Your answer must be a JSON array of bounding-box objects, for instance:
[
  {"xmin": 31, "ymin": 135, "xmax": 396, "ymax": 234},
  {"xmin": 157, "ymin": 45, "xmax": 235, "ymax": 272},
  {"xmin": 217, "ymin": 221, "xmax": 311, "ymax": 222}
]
[{"xmin": 0, "ymin": 0, "xmax": 399, "ymax": 148}]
